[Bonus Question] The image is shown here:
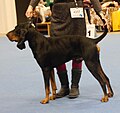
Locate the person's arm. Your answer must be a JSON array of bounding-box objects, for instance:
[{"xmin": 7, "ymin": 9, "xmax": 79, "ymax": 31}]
[
  {"xmin": 90, "ymin": 0, "xmax": 102, "ymax": 13},
  {"xmin": 30, "ymin": 0, "xmax": 40, "ymax": 8},
  {"xmin": 25, "ymin": 0, "xmax": 40, "ymax": 18},
  {"xmin": 90, "ymin": 0, "xmax": 107, "ymax": 26}
]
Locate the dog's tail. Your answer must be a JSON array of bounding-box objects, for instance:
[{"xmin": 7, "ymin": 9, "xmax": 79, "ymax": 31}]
[{"xmin": 93, "ymin": 25, "xmax": 108, "ymax": 44}]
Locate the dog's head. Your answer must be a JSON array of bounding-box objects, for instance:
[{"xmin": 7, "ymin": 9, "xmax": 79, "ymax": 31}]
[{"xmin": 6, "ymin": 22, "xmax": 35, "ymax": 50}]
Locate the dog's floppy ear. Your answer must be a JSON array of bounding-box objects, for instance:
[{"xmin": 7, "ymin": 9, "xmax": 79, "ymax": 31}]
[
  {"xmin": 16, "ymin": 21, "xmax": 35, "ymax": 50},
  {"xmin": 17, "ymin": 29, "xmax": 28, "ymax": 50},
  {"xmin": 17, "ymin": 38, "xmax": 26, "ymax": 50}
]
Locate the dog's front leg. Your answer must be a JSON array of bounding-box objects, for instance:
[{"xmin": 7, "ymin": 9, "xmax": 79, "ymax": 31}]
[
  {"xmin": 49, "ymin": 69, "xmax": 57, "ymax": 100},
  {"xmin": 40, "ymin": 68, "xmax": 51, "ymax": 104}
]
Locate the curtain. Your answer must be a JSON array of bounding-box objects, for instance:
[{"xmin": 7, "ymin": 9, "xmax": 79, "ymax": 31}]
[{"xmin": 0, "ymin": 0, "xmax": 17, "ymax": 35}]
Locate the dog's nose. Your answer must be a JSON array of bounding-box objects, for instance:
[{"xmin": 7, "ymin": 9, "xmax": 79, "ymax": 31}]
[
  {"xmin": 6, "ymin": 31, "xmax": 12, "ymax": 38},
  {"xmin": 6, "ymin": 32, "xmax": 11, "ymax": 39},
  {"xmin": 6, "ymin": 32, "xmax": 14, "ymax": 41},
  {"xmin": 6, "ymin": 33, "xmax": 9, "ymax": 37}
]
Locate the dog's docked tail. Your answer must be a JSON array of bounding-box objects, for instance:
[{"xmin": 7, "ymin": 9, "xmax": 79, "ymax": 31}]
[
  {"xmin": 93, "ymin": 25, "xmax": 108, "ymax": 44},
  {"xmin": 94, "ymin": 25, "xmax": 108, "ymax": 44}
]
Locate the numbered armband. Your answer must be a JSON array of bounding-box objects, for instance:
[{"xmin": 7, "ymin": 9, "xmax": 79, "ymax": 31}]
[{"xmin": 86, "ymin": 24, "xmax": 96, "ymax": 38}]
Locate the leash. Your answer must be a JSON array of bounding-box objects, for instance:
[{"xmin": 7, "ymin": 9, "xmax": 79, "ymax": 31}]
[
  {"xmin": 27, "ymin": 17, "xmax": 36, "ymax": 28},
  {"xmin": 74, "ymin": 0, "xmax": 78, "ymax": 7}
]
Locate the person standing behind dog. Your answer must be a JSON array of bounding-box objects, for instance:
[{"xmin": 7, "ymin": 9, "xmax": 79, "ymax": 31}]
[{"xmin": 26, "ymin": 0, "xmax": 107, "ymax": 99}]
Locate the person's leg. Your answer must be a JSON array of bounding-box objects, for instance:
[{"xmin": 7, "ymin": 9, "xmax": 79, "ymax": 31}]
[
  {"xmin": 56, "ymin": 64, "xmax": 70, "ymax": 98},
  {"xmin": 68, "ymin": 58, "xmax": 82, "ymax": 98}
]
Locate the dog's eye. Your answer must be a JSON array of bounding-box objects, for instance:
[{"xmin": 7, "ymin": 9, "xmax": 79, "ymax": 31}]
[
  {"xmin": 15, "ymin": 29, "xmax": 26, "ymax": 34},
  {"xmin": 15, "ymin": 29, "xmax": 21, "ymax": 36},
  {"xmin": 21, "ymin": 29, "xmax": 27, "ymax": 34}
]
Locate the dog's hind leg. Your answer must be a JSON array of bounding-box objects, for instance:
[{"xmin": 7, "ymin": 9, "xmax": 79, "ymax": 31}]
[
  {"xmin": 40, "ymin": 68, "xmax": 51, "ymax": 104},
  {"xmin": 85, "ymin": 60, "xmax": 113, "ymax": 102},
  {"xmin": 97, "ymin": 64, "xmax": 114, "ymax": 98},
  {"xmin": 49, "ymin": 69, "xmax": 57, "ymax": 100}
]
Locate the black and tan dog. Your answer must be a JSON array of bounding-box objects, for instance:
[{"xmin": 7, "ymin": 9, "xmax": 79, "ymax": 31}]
[{"xmin": 6, "ymin": 22, "xmax": 114, "ymax": 104}]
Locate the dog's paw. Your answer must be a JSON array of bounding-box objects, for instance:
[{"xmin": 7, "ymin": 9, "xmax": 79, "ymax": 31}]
[
  {"xmin": 40, "ymin": 98, "xmax": 49, "ymax": 104},
  {"xmin": 108, "ymin": 93, "xmax": 114, "ymax": 98},
  {"xmin": 101, "ymin": 96, "xmax": 109, "ymax": 102},
  {"xmin": 49, "ymin": 95, "xmax": 56, "ymax": 100}
]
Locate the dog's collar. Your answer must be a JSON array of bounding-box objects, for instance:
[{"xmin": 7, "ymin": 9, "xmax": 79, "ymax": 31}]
[
  {"xmin": 27, "ymin": 17, "xmax": 35, "ymax": 28},
  {"xmin": 31, "ymin": 23, "xmax": 35, "ymax": 28}
]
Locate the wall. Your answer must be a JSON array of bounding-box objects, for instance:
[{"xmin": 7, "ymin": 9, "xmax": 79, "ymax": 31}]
[{"xmin": 0, "ymin": 0, "xmax": 17, "ymax": 35}]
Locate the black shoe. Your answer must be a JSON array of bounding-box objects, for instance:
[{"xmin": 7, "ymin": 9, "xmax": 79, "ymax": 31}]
[
  {"xmin": 68, "ymin": 87, "xmax": 79, "ymax": 99},
  {"xmin": 56, "ymin": 87, "xmax": 70, "ymax": 98}
]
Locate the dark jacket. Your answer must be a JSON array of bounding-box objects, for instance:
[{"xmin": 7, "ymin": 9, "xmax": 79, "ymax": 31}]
[
  {"xmin": 50, "ymin": 1, "xmax": 86, "ymax": 36},
  {"xmin": 30, "ymin": 0, "xmax": 102, "ymax": 36},
  {"xmin": 30, "ymin": 0, "xmax": 102, "ymax": 13}
]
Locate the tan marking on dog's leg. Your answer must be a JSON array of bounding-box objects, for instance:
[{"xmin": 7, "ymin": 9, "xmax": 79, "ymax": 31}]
[
  {"xmin": 41, "ymin": 87, "xmax": 50, "ymax": 104},
  {"xmin": 107, "ymin": 84, "xmax": 114, "ymax": 98},
  {"xmin": 98, "ymin": 67, "xmax": 114, "ymax": 98},
  {"xmin": 101, "ymin": 95, "xmax": 109, "ymax": 102},
  {"xmin": 50, "ymin": 70, "xmax": 57, "ymax": 100},
  {"xmin": 96, "ymin": 45, "xmax": 100, "ymax": 52},
  {"xmin": 97, "ymin": 67, "xmax": 109, "ymax": 102}
]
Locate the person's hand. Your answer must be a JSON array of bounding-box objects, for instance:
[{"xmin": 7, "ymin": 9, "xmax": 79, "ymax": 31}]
[{"xmin": 25, "ymin": 5, "xmax": 33, "ymax": 18}]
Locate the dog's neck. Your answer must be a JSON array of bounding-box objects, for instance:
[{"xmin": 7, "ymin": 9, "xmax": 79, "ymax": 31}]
[
  {"xmin": 26, "ymin": 28, "xmax": 48, "ymax": 54},
  {"xmin": 26, "ymin": 28, "xmax": 46, "ymax": 41}
]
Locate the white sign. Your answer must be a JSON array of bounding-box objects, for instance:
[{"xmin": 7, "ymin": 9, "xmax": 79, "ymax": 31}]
[
  {"xmin": 86, "ymin": 24, "xmax": 96, "ymax": 38},
  {"xmin": 70, "ymin": 8, "xmax": 84, "ymax": 18}
]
